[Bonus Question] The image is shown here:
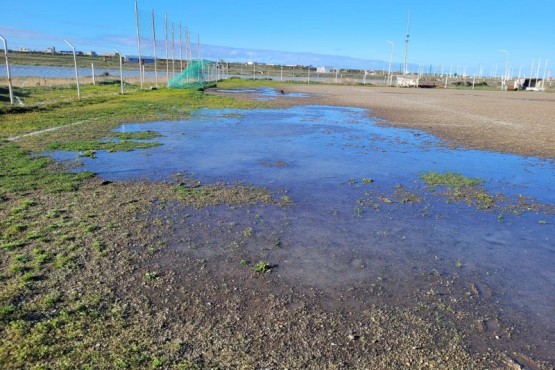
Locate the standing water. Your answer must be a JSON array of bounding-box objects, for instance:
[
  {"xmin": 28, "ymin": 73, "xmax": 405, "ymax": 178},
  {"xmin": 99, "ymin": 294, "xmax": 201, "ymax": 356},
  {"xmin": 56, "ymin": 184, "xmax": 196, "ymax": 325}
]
[{"xmin": 50, "ymin": 104, "xmax": 555, "ymax": 362}]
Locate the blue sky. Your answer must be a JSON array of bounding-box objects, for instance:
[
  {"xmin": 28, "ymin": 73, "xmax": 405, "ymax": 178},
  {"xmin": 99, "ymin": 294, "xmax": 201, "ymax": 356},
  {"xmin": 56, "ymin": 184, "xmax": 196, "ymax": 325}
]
[{"xmin": 1, "ymin": 0, "xmax": 554, "ymax": 75}]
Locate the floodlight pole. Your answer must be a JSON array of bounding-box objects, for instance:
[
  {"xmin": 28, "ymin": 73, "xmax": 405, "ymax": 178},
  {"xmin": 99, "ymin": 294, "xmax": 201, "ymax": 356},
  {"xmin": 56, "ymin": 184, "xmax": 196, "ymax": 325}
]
[
  {"xmin": 165, "ymin": 13, "xmax": 169, "ymax": 86},
  {"xmin": 171, "ymin": 22, "xmax": 175, "ymax": 78},
  {"xmin": 0, "ymin": 35, "xmax": 14, "ymax": 105},
  {"xmin": 403, "ymin": 9, "xmax": 410, "ymax": 74},
  {"xmin": 179, "ymin": 22, "xmax": 183, "ymax": 72},
  {"xmin": 115, "ymin": 49, "xmax": 125, "ymax": 94},
  {"xmin": 152, "ymin": 9, "xmax": 158, "ymax": 87},
  {"xmin": 386, "ymin": 40, "xmax": 394, "ymax": 85},
  {"xmin": 134, "ymin": 0, "xmax": 143, "ymax": 89},
  {"xmin": 64, "ymin": 39, "xmax": 80, "ymax": 99},
  {"xmin": 498, "ymin": 49, "xmax": 509, "ymax": 90}
]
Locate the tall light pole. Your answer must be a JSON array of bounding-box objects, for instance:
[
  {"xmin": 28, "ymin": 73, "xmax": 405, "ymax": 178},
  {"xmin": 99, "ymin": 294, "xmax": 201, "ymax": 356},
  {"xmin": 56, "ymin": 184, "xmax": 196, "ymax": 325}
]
[
  {"xmin": 386, "ymin": 40, "xmax": 394, "ymax": 85},
  {"xmin": 403, "ymin": 9, "xmax": 410, "ymax": 74},
  {"xmin": 498, "ymin": 49, "xmax": 509, "ymax": 90},
  {"xmin": 64, "ymin": 39, "xmax": 80, "ymax": 99},
  {"xmin": 134, "ymin": 0, "xmax": 143, "ymax": 89}
]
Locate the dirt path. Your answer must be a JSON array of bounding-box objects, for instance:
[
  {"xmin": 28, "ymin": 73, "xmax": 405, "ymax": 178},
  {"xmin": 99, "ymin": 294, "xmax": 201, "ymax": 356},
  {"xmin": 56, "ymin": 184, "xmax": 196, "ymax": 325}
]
[{"xmin": 285, "ymin": 85, "xmax": 555, "ymax": 158}]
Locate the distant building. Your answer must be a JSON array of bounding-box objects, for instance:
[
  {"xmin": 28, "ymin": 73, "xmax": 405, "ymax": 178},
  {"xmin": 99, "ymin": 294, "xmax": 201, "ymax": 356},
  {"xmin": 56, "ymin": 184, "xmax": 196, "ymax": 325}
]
[
  {"xmin": 316, "ymin": 66, "xmax": 340, "ymax": 74},
  {"xmin": 85, "ymin": 51, "xmax": 97, "ymax": 57},
  {"xmin": 19, "ymin": 47, "xmax": 30, "ymax": 52},
  {"xmin": 46, "ymin": 46, "xmax": 56, "ymax": 54}
]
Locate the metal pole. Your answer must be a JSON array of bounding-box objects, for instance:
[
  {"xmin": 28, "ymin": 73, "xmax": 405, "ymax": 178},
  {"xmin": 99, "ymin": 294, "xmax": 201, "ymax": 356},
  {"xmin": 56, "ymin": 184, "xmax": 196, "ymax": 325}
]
[
  {"xmin": 179, "ymin": 22, "xmax": 183, "ymax": 72},
  {"xmin": 535, "ymin": 58, "xmax": 541, "ymax": 87},
  {"xmin": 115, "ymin": 49, "xmax": 124, "ymax": 94},
  {"xmin": 386, "ymin": 40, "xmax": 394, "ymax": 85},
  {"xmin": 0, "ymin": 35, "xmax": 14, "ymax": 105},
  {"xmin": 498, "ymin": 49, "xmax": 509, "ymax": 90},
  {"xmin": 134, "ymin": 0, "xmax": 143, "ymax": 89},
  {"xmin": 64, "ymin": 39, "xmax": 80, "ymax": 99},
  {"xmin": 404, "ymin": 9, "xmax": 410, "ymax": 74},
  {"xmin": 91, "ymin": 63, "xmax": 95, "ymax": 85},
  {"xmin": 171, "ymin": 22, "xmax": 175, "ymax": 77},
  {"xmin": 152, "ymin": 9, "xmax": 158, "ymax": 87},
  {"xmin": 542, "ymin": 59, "xmax": 548, "ymax": 89},
  {"xmin": 165, "ymin": 13, "xmax": 169, "ymax": 85},
  {"xmin": 186, "ymin": 26, "xmax": 191, "ymax": 61},
  {"xmin": 197, "ymin": 34, "xmax": 200, "ymax": 60}
]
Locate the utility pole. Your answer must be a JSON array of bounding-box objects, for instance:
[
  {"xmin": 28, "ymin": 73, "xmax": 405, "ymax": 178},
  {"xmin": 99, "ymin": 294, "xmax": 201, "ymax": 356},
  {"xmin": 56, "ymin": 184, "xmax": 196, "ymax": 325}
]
[{"xmin": 404, "ymin": 9, "xmax": 410, "ymax": 75}]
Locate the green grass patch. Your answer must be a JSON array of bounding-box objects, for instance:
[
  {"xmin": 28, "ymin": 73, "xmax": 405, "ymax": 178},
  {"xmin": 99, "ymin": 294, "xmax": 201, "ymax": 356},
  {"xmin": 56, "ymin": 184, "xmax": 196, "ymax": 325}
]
[
  {"xmin": 253, "ymin": 261, "xmax": 271, "ymax": 273},
  {"xmin": 175, "ymin": 183, "xmax": 273, "ymax": 208},
  {"xmin": 0, "ymin": 142, "xmax": 94, "ymax": 195},
  {"xmin": 420, "ymin": 171, "xmax": 483, "ymax": 189},
  {"xmin": 1, "ymin": 84, "xmax": 271, "ymax": 144},
  {"xmin": 111, "ymin": 131, "xmax": 162, "ymax": 140},
  {"xmin": 47, "ymin": 139, "xmax": 160, "ymax": 153}
]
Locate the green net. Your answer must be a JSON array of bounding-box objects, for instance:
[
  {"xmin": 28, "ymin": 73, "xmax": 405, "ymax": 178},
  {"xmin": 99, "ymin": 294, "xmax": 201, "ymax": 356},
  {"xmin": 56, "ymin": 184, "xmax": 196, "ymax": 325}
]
[{"xmin": 168, "ymin": 59, "xmax": 214, "ymax": 89}]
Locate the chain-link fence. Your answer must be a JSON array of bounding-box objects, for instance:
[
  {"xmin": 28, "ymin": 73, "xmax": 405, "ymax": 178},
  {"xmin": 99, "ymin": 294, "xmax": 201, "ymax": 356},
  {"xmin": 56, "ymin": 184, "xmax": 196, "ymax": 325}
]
[{"xmin": 2, "ymin": 1, "xmax": 553, "ymax": 109}]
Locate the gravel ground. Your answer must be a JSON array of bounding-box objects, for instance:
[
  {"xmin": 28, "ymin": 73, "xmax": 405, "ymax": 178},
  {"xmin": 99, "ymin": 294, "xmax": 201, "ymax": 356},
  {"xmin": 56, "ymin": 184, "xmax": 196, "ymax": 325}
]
[{"xmin": 280, "ymin": 85, "xmax": 555, "ymax": 159}]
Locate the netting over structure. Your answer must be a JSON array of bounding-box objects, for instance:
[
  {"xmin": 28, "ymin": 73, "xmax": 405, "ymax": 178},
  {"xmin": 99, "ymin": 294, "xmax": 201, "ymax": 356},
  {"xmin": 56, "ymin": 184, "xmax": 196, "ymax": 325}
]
[{"xmin": 168, "ymin": 59, "xmax": 214, "ymax": 89}]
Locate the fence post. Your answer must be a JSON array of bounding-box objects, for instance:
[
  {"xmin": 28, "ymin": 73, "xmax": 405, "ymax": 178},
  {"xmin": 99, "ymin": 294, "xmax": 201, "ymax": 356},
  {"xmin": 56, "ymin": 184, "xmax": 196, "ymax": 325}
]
[
  {"xmin": 91, "ymin": 63, "xmax": 96, "ymax": 85},
  {"xmin": 115, "ymin": 49, "xmax": 124, "ymax": 94},
  {"xmin": 64, "ymin": 39, "xmax": 80, "ymax": 99},
  {"xmin": 0, "ymin": 35, "xmax": 14, "ymax": 105}
]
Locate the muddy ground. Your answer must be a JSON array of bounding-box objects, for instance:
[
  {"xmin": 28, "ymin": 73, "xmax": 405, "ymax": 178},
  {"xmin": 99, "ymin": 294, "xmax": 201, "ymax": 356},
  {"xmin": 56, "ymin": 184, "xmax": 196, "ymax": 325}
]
[
  {"xmin": 232, "ymin": 85, "xmax": 555, "ymax": 159},
  {"xmin": 3, "ymin": 85, "xmax": 554, "ymax": 369}
]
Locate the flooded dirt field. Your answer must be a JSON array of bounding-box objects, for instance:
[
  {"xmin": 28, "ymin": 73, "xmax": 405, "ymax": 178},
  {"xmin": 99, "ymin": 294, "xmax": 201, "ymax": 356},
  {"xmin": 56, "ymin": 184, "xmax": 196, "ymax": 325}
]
[{"xmin": 50, "ymin": 97, "xmax": 555, "ymax": 366}]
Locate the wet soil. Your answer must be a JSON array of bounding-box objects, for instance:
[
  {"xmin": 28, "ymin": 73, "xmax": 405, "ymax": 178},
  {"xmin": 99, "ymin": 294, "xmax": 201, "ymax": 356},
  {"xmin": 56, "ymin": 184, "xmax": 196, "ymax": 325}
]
[
  {"xmin": 46, "ymin": 101, "xmax": 555, "ymax": 368},
  {"xmin": 210, "ymin": 85, "xmax": 555, "ymax": 159}
]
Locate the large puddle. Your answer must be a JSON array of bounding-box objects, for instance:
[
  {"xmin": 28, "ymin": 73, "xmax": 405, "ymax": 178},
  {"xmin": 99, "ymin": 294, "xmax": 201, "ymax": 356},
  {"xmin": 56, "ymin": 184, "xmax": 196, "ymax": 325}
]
[{"xmin": 51, "ymin": 104, "xmax": 555, "ymax": 361}]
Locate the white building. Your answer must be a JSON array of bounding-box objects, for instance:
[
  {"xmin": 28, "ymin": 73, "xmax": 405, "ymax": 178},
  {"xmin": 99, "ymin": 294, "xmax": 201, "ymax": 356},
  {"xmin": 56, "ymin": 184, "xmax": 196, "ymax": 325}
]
[{"xmin": 316, "ymin": 66, "xmax": 340, "ymax": 74}]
